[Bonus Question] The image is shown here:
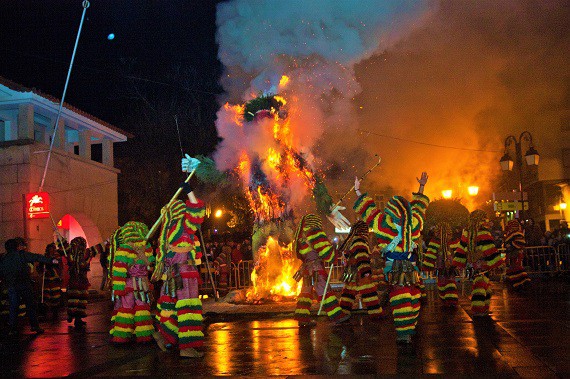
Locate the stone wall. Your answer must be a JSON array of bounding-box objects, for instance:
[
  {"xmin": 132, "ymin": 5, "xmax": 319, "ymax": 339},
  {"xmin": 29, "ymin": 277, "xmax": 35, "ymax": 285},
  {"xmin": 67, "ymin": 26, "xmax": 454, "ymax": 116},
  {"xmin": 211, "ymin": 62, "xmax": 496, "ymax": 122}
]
[{"xmin": 0, "ymin": 142, "xmax": 119, "ymax": 255}]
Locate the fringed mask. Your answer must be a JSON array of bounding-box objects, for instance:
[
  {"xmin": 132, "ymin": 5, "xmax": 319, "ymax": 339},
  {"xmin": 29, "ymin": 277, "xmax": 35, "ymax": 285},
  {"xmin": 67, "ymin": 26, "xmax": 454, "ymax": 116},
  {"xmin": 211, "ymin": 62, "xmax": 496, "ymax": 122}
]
[{"xmin": 293, "ymin": 214, "xmax": 322, "ymax": 255}]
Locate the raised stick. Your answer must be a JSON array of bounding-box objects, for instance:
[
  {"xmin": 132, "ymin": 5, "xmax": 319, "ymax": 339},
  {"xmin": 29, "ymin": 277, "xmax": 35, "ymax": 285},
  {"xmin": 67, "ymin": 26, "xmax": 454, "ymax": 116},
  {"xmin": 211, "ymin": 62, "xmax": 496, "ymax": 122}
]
[
  {"xmin": 145, "ymin": 168, "xmax": 196, "ymax": 241},
  {"xmin": 317, "ymin": 155, "xmax": 382, "ymax": 315},
  {"xmin": 333, "ymin": 155, "xmax": 381, "ymax": 207}
]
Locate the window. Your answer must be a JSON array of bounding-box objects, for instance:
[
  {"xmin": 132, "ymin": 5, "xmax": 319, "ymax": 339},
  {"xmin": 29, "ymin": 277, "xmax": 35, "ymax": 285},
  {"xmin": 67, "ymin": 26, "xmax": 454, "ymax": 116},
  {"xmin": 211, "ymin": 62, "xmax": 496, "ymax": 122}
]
[{"xmin": 91, "ymin": 143, "xmax": 102, "ymax": 162}]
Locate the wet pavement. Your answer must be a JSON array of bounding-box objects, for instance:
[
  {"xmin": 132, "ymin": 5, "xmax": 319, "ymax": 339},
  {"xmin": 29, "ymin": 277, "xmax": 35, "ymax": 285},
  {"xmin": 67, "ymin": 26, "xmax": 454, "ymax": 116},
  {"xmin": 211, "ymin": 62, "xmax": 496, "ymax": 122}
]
[{"xmin": 1, "ymin": 277, "xmax": 569, "ymax": 378}]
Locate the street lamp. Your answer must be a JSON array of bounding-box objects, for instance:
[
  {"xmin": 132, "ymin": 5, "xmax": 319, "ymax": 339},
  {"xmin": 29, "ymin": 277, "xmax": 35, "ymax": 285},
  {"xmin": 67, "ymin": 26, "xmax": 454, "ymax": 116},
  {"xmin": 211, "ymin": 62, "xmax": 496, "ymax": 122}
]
[
  {"xmin": 468, "ymin": 186, "xmax": 479, "ymax": 196},
  {"xmin": 442, "ymin": 189, "xmax": 453, "ymax": 199},
  {"xmin": 214, "ymin": 209, "xmax": 223, "ymax": 218},
  {"xmin": 500, "ymin": 131, "xmax": 539, "ymax": 219}
]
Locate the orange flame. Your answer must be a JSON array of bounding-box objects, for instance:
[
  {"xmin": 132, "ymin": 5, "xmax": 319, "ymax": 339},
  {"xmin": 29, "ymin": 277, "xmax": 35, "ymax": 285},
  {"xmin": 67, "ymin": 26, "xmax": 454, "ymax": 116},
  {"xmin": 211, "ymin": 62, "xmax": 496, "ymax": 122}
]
[
  {"xmin": 247, "ymin": 237, "xmax": 302, "ymax": 300},
  {"xmin": 224, "ymin": 102, "xmax": 245, "ymax": 127},
  {"xmin": 278, "ymin": 75, "xmax": 289, "ymax": 89}
]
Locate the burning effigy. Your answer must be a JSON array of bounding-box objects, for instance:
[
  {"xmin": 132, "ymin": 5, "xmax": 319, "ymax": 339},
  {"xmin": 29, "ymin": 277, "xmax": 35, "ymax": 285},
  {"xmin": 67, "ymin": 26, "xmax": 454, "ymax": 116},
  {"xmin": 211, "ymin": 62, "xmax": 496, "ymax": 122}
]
[
  {"xmin": 216, "ymin": 85, "xmax": 343, "ymax": 301},
  {"xmin": 212, "ymin": 2, "xmax": 434, "ymax": 302}
]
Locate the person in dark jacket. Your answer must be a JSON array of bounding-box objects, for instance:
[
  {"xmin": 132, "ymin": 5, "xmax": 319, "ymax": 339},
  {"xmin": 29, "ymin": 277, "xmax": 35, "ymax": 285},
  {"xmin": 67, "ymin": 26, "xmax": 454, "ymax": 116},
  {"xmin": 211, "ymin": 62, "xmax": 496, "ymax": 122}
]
[{"xmin": 0, "ymin": 238, "xmax": 58, "ymax": 335}]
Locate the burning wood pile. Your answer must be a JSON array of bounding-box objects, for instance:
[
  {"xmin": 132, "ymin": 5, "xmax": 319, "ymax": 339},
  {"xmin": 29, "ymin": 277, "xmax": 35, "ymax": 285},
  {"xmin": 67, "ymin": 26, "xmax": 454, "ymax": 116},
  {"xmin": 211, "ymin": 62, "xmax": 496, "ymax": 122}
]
[{"xmin": 245, "ymin": 237, "xmax": 301, "ymax": 303}]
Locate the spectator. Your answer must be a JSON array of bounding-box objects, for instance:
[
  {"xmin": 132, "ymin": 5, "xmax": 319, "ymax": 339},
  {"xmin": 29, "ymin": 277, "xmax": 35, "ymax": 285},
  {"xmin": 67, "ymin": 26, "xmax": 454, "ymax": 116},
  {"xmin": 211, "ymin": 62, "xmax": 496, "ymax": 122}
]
[
  {"xmin": 242, "ymin": 240, "xmax": 253, "ymax": 261},
  {"xmin": 38, "ymin": 243, "xmax": 64, "ymax": 319},
  {"xmin": 524, "ymin": 218, "xmax": 543, "ymax": 247},
  {"xmin": 213, "ymin": 245, "xmax": 232, "ymax": 296},
  {"xmin": 231, "ymin": 243, "xmax": 243, "ymax": 264},
  {"xmin": 0, "ymin": 238, "xmax": 58, "ymax": 335},
  {"xmin": 559, "ymin": 221, "xmax": 570, "ymax": 244},
  {"xmin": 99, "ymin": 240, "xmax": 109, "ymax": 290}
]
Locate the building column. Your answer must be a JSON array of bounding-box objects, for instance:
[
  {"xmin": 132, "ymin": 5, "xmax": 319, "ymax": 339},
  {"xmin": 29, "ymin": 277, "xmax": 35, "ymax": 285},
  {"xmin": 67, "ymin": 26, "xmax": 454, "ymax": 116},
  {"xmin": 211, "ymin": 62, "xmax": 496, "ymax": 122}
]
[
  {"xmin": 17, "ymin": 103, "xmax": 34, "ymax": 140},
  {"xmin": 53, "ymin": 119, "xmax": 65, "ymax": 149},
  {"xmin": 102, "ymin": 138, "xmax": 114, "ymax": 167},
  {"xmin": 78, "ymin": 129, "xmax": 92, "ymax": 160}
]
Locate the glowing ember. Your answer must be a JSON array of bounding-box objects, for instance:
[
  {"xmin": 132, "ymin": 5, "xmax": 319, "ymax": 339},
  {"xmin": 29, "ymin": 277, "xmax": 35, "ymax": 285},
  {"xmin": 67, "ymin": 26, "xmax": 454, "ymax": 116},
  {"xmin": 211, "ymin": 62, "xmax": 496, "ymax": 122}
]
[{"xmin": 247, "ymin": 237, "xmax": 302, "ymax": 301}]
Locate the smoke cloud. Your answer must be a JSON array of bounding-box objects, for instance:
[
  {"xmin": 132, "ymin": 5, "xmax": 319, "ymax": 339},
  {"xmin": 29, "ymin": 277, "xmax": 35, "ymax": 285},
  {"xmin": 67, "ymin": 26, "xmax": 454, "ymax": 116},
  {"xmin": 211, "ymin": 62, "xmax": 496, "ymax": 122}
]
[{"xmin": 214, "ymin": 0, "xmax": 569, "ymax": 214}]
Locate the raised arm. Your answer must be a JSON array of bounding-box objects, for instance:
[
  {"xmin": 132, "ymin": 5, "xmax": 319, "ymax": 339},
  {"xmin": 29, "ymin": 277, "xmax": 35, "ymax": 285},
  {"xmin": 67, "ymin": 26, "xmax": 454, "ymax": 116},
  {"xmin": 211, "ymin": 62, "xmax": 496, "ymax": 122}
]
[
  {"xmin": 353, "ymin": 176, "xmax": 384, "ymax": 231},
  {"xmin": 416, "ymin": 172, "xmax": 428, "ymax": 194}
]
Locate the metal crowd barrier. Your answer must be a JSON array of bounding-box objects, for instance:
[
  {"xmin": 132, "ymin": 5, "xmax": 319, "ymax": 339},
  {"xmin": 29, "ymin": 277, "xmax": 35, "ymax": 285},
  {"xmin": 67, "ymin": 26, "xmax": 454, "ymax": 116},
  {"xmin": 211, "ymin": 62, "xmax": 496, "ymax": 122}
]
[
  {"xmin": 236, "ymin": 260, "xmax": 254, "ymax": 289},
  {"xmin": 523, "ymin": 244, "xmax": 569, "ymax": 274},
  {"xmin": 556, "ymin": 244, "xmax": 569, "ymax": 272},
  {"xmin": 323, "ymin": 261, "xmax": 345, "ymax": 283},
  {"xmin": 523, "ymin": 245, "xmax": 557, "ymax": 274},
  {"xmin": 199, "ymin": 244, "xmax": 570, "ymax": 295}
]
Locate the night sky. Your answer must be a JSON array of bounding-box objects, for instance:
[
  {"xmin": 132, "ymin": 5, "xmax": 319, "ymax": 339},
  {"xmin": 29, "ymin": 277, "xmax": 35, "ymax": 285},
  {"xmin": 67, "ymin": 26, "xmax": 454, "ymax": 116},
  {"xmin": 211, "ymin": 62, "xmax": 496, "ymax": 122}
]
[
  {"xmin": 0, "ymin": 0, "xmax": 223, "ymax": 156},
  {"xmin": 1, "ymin": 1, "xmax": 569, "ymax": 225}
]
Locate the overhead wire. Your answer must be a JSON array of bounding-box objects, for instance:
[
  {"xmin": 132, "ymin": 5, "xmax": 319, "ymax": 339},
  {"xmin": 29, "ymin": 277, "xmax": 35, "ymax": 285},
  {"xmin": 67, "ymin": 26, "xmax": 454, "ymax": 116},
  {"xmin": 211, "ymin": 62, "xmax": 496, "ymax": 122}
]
[{"xmin": 357, "ymin": 128, "xmax": 501, "ymax": 153}]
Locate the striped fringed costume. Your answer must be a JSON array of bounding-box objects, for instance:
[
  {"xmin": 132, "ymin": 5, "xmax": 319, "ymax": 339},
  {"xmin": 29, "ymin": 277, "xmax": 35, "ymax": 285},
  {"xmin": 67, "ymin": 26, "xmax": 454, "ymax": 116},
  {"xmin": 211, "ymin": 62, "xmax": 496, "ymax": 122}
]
[
  {"xmin": 504, "ymin": 220, "xmax": 530, "ymax": 289},
  {"xmin": 339, "ymin": 221, "xmax": 383, "ymax": 319},
  {"xmin": 152, "ymin": 198, "xmax": 205, "ymax": 356},
  {"xmin": 109, "ymin": 222, "xmax": 155, "ymax": 343},
  {"xmin": 452, "ymin": 210, "xmax": 505, "ymax": 316},
  {"xmin": 66, "ymin": 237, "xmax": 92, "ymax": 324},
  {"xmin": 422, "ymin": 223, "xmax": 460, "ymax": 306},
  {"xmin": 1, "ymin": 285, "xmax": 26, "ymax": 321},
  {"xmin": 354, "ymin": 192, "xmax": 429, "ymax": 343},
  {"xmin": 213, "ymin": 246, "xmax": 232, "ymax": 296},
  {"xmin": 293, "ymin": 214, "xmax": 345, "ymax": 326},
  {"xmin": 414, "ymin": 239, "xmax": 427, "ymax": 300},
  {"xmin": 42, "ymin": 243, "xmax": 63, "ymax": 309}
]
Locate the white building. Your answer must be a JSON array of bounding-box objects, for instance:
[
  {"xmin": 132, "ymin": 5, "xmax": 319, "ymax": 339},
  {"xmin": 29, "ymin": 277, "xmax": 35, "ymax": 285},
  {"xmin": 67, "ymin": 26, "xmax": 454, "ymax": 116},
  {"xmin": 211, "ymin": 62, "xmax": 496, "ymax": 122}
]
[{"xmin": 0, "ymin": 76, "xmax": 129, "ymax": 283}]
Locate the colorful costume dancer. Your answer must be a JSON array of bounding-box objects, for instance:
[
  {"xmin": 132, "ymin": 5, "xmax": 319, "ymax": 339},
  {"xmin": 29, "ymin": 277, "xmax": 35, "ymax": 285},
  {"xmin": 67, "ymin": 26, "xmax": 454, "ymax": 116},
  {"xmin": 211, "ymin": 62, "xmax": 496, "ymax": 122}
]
[
  {"xmin": 338, "ymin": 221, "xmax": 383, "ymax": 319},
  {"xmin": 66, "ymin": 237, "xmax": 92, "ymax": 326},
  {"xmin": 109, "ymin": 222, "xmax": 155, "ymax": 343},
  {"xmin": 504, "ymin": 220, "xmax": 530, "ymax": 289},
  {"xmin": 354, "ymin": 172, "xmax": 429, "ymax": 344},
  {"xmin": 213, "ymin": 245, "xmax": 231, "ymax": 296},
  {"xmin": 293, "ymin": 214, "xmax": 346, "ymax": 327},
  {"xmin": 452, "ymin": 210, "xmax": 505, "ymax": 316},
  {"xmin": 152, "ymin": 182, "xmax": 206, "ymax": 358},
  {"xmin": 423, "ymin": 223, "xmax": 460, "ymax": 306},
  {"xmin": 41, "ymin": 243, "xmax": 63, "ymax": 313}
]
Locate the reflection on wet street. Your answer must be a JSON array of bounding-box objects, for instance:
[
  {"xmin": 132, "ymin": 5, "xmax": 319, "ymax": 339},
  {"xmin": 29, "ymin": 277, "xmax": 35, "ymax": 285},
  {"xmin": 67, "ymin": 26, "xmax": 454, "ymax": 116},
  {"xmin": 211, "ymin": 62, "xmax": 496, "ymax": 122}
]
[{"xmin": 1, "ymin": 278, "xmax": 568, "ymax": 377}]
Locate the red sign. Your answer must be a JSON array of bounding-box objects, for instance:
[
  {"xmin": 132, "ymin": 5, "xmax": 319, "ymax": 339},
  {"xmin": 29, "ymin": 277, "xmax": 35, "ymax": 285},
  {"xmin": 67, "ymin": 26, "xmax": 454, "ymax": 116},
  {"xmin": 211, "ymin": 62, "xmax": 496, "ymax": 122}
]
[{"xmin": 25, "ymin": 192, "xmax": 50, "ymax": 219}]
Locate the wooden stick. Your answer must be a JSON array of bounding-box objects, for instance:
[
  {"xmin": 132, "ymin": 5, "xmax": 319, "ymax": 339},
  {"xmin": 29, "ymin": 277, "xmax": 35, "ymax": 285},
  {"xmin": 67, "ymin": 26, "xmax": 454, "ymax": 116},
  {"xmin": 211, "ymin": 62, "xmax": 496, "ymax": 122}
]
[
  {"xmin": 49, "ymin": 213, "xmax": 68, "ymax": 258},
  {"xmin": 197, "ymin": 228, "xmax": 219, "ymax": 301},
  {"xmin": 41, "ymin": 269, "xmax": 46, "ymax": 304},
  {"xmin": 318, "ymin": 259, "xmax": 336, "ymax": 316},
  {"xmin": 145, "ymin": 168, "xmax": 196, "ymax": 241},
  {"xmin": 317, "ymin": 156, "xmax": 382, "ymax": 314},
  {"xmin": 333, "ymin": 155, "xmax": 381, "ymax": 208}
]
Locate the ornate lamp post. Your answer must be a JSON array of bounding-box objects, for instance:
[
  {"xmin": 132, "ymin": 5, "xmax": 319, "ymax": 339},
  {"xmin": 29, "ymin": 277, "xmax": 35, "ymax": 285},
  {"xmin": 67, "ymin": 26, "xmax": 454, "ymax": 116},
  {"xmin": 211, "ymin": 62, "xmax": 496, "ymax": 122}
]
[{"xmin": 499, "ymin": 131, "xmax": 540, "ymax": 219}]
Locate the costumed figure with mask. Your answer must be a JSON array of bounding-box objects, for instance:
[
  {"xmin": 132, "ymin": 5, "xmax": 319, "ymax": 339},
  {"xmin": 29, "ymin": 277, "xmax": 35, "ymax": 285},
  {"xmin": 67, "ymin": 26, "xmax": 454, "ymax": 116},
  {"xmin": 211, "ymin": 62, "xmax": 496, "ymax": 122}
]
[
  {"xmin": 422, "ymin": 223, "xmax": 462, "ymax": 306},
  {"xmin": 151, "ymin": 155, "xmax": 206, "ymax": 358},
  {"xmin": 109, "ymin": 222, "xmax": 155, "ymax": 343},
  {"xmin": 353, "ymin": 172, "xmax": 429, "ymax": 344},
  {"xmin": 452, "ymin": 210, "xmax": 505, "ymax": 316},
  {"xmin": 338, "ymin": 220, "xmax": 383, "ymax": 320},
  {"xmin": 39, "ymin": 243, "xmax": 64, "ymax": 316},
  {"xmin": 504, "ymin": 219, "xmax": 530, "ymax": 290},
  {"xmin": 65, "ymin": 237, "xmax": 93, "ymax": 327},
  {"xmin": 293, "ymin": 214, "xmax": 347, "ymax": 327}
]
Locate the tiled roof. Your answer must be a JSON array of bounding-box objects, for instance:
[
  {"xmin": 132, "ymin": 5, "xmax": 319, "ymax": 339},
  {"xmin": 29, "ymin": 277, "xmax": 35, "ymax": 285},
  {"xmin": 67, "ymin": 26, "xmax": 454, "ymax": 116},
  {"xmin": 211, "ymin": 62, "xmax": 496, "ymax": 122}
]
[{"xmin": 0, "ymin": 75, "xmax": 133, "ymax": 138}]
